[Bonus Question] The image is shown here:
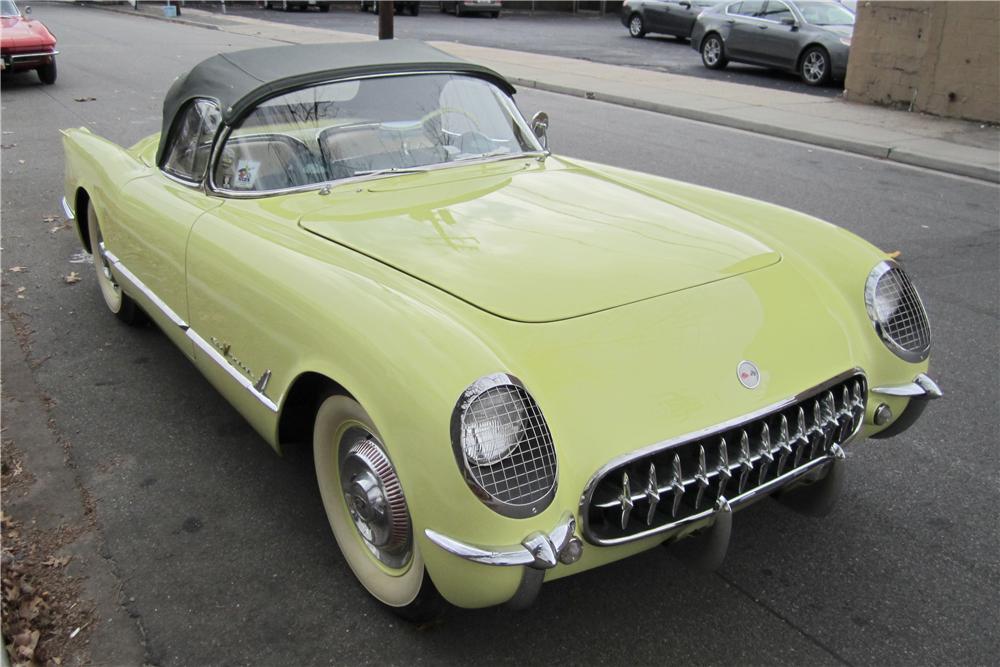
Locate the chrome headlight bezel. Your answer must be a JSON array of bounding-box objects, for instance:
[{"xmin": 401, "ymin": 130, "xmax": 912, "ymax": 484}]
[
  {"xmin": 450, "ymin": 373, "xmax": 558, "ymax": 519},
  {"xmin": 864, "ymin": 260, "xmax": 932, "ymax": 363}
]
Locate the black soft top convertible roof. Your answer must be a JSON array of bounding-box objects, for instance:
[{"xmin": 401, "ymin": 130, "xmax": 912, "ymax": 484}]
[{"xmin": 156, "ymin": 40, "xmax": 516, "ymax": 165}]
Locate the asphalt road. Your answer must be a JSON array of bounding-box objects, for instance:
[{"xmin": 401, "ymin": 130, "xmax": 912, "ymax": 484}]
[
  {"xmin": 200, "ymin": 1, "xmax": 842, "ymax": 96},
  {"xmin": 2, "ymin": 4, "xmax": 998, "ymax": 666}
]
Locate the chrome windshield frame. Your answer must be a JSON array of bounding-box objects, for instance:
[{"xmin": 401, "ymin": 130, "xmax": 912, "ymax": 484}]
[{"xmin": 206, "ymin": 70, "xmax": 544, "ymax": 200}]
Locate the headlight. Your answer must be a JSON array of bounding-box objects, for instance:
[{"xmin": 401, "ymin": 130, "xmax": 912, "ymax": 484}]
[
  {"xmin": 451, "ymin": 373, "xmax": 557, "ymax": 518},
  {"xmin": 864, "ymin": 260, "xmax": 931, "ymax": 362}
]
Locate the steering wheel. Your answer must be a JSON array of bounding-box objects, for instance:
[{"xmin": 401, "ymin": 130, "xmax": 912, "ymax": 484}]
[{"xmin": 419, "ymin": 106, "xmax": 482, "ymax": 133}]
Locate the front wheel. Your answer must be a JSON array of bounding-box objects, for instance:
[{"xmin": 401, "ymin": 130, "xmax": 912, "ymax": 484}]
[
  {"xmin": 627, "ymin": 13, "xmax": 645, "ymax": 38},
  {"xmin": 86, "ymin": 201, "xmax": 143, "ymax": 325},
  {"xmin": 701, "ymin": 33, "xmax": 728, "ymax": 69},
  {"xmin": 37, "ymin": 59, "xmax": 56, "ymax": 85},
  {"xmin": 313, "ymin": 394, "xmax": 446, "ymax": 622},
  {"xmin": 800, "ymin": 46, "xmax": 831, "ymax": 86}
]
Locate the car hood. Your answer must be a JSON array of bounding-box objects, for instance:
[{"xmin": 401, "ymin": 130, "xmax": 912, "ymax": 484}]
[
  {"xmin": 299, "ymin": 159, "xmax": 781, "ymax": 323},
  {"xmin": 0, "ymin": 16, "xmax": 55, "ymax": 49}
]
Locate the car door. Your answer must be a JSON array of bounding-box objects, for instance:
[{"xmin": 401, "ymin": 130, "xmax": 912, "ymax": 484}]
[
  {"xmin": 752, "ymin": 0, "xmax": 801, "ymax": 69},
  {"xmin": 663, "ymin": 1, "xmax": 702, "ymax": 36},
  {"xmin": 641, "ymin": 1, "xmax": 672, "ymax": 32},
  {"xmin": 112, "ymin": 99, "xmax": 222, "ymax": 351},
  {"xmin": 723, "ymin": 0, "xmax": 767, "ymax": 60}
]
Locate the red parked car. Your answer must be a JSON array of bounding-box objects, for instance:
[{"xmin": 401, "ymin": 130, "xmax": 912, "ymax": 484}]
[{"xmin": 1, "ymin": 0, "xmax": 57, "ymax": 84}]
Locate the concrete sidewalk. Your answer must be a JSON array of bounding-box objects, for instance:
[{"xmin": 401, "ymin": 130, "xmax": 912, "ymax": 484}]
[{"xmin": 103, "ymin": 3, "xmax": 999, "ymax": 183}]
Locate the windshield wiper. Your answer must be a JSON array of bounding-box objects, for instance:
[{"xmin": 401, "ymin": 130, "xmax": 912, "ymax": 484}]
[
  {"xmin": 452, "ymin": 150, "xmax": 547, "ymax": 163},
  {"xmin": 352, "ymin": 166, "xmax": 432, "ymax": 177}
]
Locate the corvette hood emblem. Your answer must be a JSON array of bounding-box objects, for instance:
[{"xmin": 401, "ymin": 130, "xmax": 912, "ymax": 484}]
[{"xmin": 737, "ymin": 360, "xmax": 761, "ymax": 389}]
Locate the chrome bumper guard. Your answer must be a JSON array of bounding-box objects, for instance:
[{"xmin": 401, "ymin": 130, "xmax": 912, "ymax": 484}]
[
  {"xmin": 424, "ymin": 511, "xmax": 583, "ymax": 609},
  {"xmin": 3, "ymin": 49, "xmax": 58, "ymax": 65},
  {"xmin": 872, "ymin": 373, "xmax": 942, "ymax": 400},
  {"xmin": 870, "ymin": 373, "xmax": 942, "ymax": 439},
  {"xmin": 61, "ymin": 196, "xmax": 75, "ymax": 220}
]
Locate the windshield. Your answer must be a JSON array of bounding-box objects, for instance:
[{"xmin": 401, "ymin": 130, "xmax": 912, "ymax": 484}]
[
  {"xmin": 214, "ymin": 73, "xmax": 542, "ymax": 193},
  {"xmin": 795, "ymin": 1, "xmax": 855, "ymax": 26},
  {"xmin": 0, "ymin": 1, "xmax": 19, "ymax": 17}
]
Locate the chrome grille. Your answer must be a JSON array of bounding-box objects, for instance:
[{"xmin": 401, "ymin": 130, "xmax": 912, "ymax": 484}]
[
  {"xmin": 873, "ymin": 266, "xmax": 931, "ymax": 357},
  {"xmin": 582, "ymin": 373, "xmax": 866, "ymax": 545},
  {"xmin": 464, "ymin": 385, "xmax": 557, "ymax": 506}
]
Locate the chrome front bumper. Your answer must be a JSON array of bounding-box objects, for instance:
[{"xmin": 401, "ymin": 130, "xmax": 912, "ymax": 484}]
[{"xmin": 425, "ymin": 512, "xmax": 583, "ymax": 609}]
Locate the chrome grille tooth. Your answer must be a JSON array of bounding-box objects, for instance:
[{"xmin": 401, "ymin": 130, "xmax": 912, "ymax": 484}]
[
  {"xmin": 645, "ymin": 463, "xmax": 660, "ymax": 526},
  {"xmin": 840, "ymin": 386, "xmax": 852, "ymax": 418},
  {"xmin": 716, "ymin": 436, "xmax": 731, "ymax": 500},
  {"xmin": 618, "ymin": 471, "xmax": 633, "ymax": 530},
  {"xmin": 694, "ymin": 445, "xmax": 709, "ymax": 510},
  {"xmin": 811, "ymin": 400, "xmax": 824, "ymax": 458},
  {"xmin": 758, "ymin": 423, "xmax": 773, "ymax": 485},
  {"xmin": 776, "ymin": 414, "xmax": 792, "ymax": 476},
  {"xmin": 737, "ymin": 430, "xmax": 752, "ymax": 494},
  {"xmin": 851, "ymin": 380, "xmax": 864, "ymax": 408},
  {"xmin": 823, "ymin": 391, "xmax": 838, "ymax": 427},
  {"xmin": 793, "ymin": 407, "xmax": 807, "ymax": 468},
  {"xmin": 670, "ymin": 454, "xmax": 685, "ymax": 517}
]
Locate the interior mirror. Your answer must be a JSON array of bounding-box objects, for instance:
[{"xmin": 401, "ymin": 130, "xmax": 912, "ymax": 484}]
[{"xmin": 531, "ymin": 111, "xmax": 549, "ymax": 150}]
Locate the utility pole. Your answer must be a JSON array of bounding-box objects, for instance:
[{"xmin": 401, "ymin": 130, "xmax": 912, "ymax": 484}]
[{"xmin": 378, "ymin": 1, "xmax": 394, "ymax": 40}]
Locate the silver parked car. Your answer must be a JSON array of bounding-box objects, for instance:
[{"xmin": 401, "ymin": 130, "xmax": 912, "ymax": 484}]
[
  {"xmin": 621, "ymin": 0, "xmax": 719, "ymax": 39},
  {"xmin": 691, "ymin": 0, "xmax": 855, "ymax": 86}
]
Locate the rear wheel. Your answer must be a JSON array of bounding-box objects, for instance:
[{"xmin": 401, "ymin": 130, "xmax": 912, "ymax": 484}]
[
  {"xmin": 37, "ymin": 59, "xmax": 56, "ymax": 85},
  {"xmin": 313, "ymin": 395, "xmax": 446, "ymax": 622},
  {"xmin": 701, "ymin": 33, "xmax": 728, "ymax": 69},
  {"xmin": 627, "ymin": 13, "xmax": 645, "ymax": 38},
  {"xmin": 799, "ymin": 46, "xmax": 831, "ymax": 86},
  {"xmin": 86, "ymin": 201, "xmax": 142, "ymax": 325}
]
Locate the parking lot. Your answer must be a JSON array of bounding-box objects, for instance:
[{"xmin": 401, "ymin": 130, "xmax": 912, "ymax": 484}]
[{"xmin": 202, "ymin": 2, "xmax": 843, "ymax": 95}]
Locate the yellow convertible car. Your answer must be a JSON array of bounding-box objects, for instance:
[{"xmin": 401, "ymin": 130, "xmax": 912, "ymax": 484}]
[{"xmin": 61, "ymin": 41, "xmax": 940, "ymax": 620}]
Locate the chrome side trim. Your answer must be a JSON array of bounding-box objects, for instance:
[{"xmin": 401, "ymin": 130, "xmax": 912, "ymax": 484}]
[
  {"xmin": 100, "ymin": 250, "xmax": 278, "ymax": 413},
  {"xmin": 187, "ymin": 329, "xmax": 278, "ymax": 412},
  {"xmin": 102, "ymin": 248, "xmax": 188, "ymax": 330},
  {"xmin": 872, "ymin": 373, "xmax": 942, "ymax": 400},
  {"xmin": 61, "ymin": 196, "xmax": 75, "ymax": 220},
  {"xmin": 424, "ymin": 511, "xmax": 578, "ymax": 568}
]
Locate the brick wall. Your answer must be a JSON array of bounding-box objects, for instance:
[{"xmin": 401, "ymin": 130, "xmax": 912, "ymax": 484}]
[{"xmin": 844, "ymin": 1, "xmax": 999, "ymax": 124}]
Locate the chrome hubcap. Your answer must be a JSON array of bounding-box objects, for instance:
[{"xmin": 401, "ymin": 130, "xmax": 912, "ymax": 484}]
[
  {"xmin": 704, "ymin": 39, "xmax": 721, "ymax": 65},
  {"xmin": 804, "ymin": 52, "xmax": 825, "ymax": 82},
  {"xmin": 629, "ymin": 16, "xmax": 642, "ymax": 35},
  {"xmin": 339, "ymin": 430, "xmax": 411, "ymax": 569}
]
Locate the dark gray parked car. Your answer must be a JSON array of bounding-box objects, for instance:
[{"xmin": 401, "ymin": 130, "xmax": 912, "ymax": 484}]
[
  {"xmin": 691, "ymin": 0, "xmax": 855, "ymax": 85},
  {"xmin": 621, "ymin": 0, "xmax": 718, "ymax": 39}
]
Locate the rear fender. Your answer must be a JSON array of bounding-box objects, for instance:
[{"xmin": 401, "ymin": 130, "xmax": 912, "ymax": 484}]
[{"xmin": 61, "ymin": 127, "xmax": 150, "ymax": 253}]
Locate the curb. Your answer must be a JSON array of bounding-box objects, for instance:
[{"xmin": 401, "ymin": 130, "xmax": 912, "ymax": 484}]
[
  {"xmin": 92, "ymin": 5, "xmax": 998, "ymax": 184},
  {"xmin": 510, "ymin": 76, "xmax": 999, "ymax": 183}
]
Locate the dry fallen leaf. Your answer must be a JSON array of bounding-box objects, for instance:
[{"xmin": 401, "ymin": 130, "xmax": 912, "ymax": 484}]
[
  {"xmin": 17, "ymin": 159, "xmax": 25, "ymax": 164},
  {"xmin": 73, "ymin": 97, "xmax": 97, "ymax": 103},
  {"xmin": 8, "ymin": 265, "xmax": 27, "ymax": 273},
  {"xmin": 64, "ymin": 272, "xmax": 82, "ymax": 285},
  {"xmin": 42, "ymin": 215, "xmax": 58, "ymax": 223},
  {"xmin": 16, "ymin": 286, "xmax": 26, "ymax": 293},
  {"xmin": 1, "ymin": 143, "xmax": 16, "ymax": 149},
  {"xmin": 887, "ymin": 250, "xmax": 902, "ymax": 259},
  {"xmin": 41, "ymin": 555, "xmax": 70, "ymax": 567}
]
